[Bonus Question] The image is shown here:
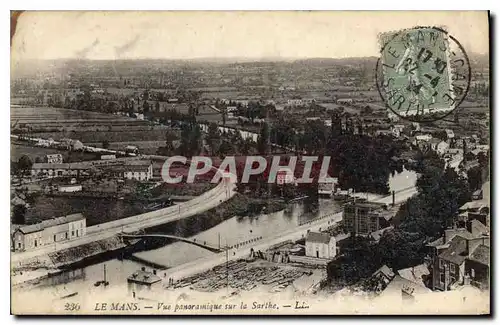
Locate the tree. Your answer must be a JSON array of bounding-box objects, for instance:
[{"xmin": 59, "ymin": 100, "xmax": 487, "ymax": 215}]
[
  {"xmin": 467, "ymin": 166, "xmax": 483, "ymax": 191},
  {"xmin": 179, "ymin": 123, "xmax": 202, "ymax": 156},
  {"xmin": 12, "ymin": 204, "xmax": 27, "ymax": 224},
  {"xmin": 222, "ymin": 109, "xmax": 227, "ymax": 126},
  {"xmin": 142, "ymin": 100, "xmax": 150, "ymax": 113},
  {"xmin": 375, "ymin": 229, "xmax": 426, "ymax": 271},
  {"xmin": 241, "ymin": 138, "xmax": 254, "ymax": 155},
  {"xmin": 257, "ymin": 122, "xmax": 270, "ymax": 155},
  {"xmin": 434, "ymin": 130, "xmax": 448, "ymax": 142},
  {"xmin": 206, "ymin": 122, "xmax": 221, "ymax": 156},
  {"xmin": 400, "ymin": 166, "xmax": 470, "ymax": 238},
  {"xmin": 17, "ymin": 155, "xmax": 33, "ymax": 174},
  {"xmin": 218, "ymin": 140, "xmax": 234, "ymax": 158},
  {"xmin": 362, "ymin": 105, "xmax": 373, "ymax": 115},
  {"xmin": 164, "ymin": 130, "xmax": 177, "ymax": 153}
]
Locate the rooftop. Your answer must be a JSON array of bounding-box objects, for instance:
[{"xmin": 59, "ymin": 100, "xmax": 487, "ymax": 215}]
[
  {"xmin": 438, "ymin": 236, "xmax": 469, "ymax": 265},
  {"xmin": 460, "ymin": 201, "xmax": 489, "ymax": 212},
  {"xmin": 370, "ymin": 226, "xmax": 394, "ymax": 242},
  {"xmin": 429, "ymin": 138, "xmax": 441, "ymax": 144},
  {"xmin": 468, "ymin": 245, "xmax": 489, "ymax": 266},
  {"xmin": 373, "ymin": 265, "xmax": 395, "ymax": 279},
  {"xmin": 397, "ymin": 264, "xmax": 430, "ymax": 288},
  {"xmin": 32, "ymin": 163, "xmax": 91, "ymax": 170},
  {"xmin": 18, "ymin": 213, "xmax": 85, "ymax": 234},
  {"xmin": 306, "ymin": 232, "xmax": 331, "ymax": 244},
  {"xmin": 345, "ymin": 201, "xmax": 387, "ymax": 210},
  {"xmin": 125, "ymin": 160, "xmax": 152, "ymax": 166},
  {"xmin": 469, "ymin": 219, "xmax": 489, "ymax": 238},
  {"xmin": 379, "ymin": 275, "xmax": 432, "ymax": 298},
  {"xmin": 127, "ymin": 269, "xmax": 161, "ymax": 285}
]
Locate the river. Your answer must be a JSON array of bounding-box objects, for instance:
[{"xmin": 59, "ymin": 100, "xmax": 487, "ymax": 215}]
[{"xmin": 13, "ymin": 169, "xmax": 417, "ymax": 300}]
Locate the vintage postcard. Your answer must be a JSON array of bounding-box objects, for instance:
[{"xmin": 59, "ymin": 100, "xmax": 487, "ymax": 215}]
[{"xmin": 10, "ymin": 11, "xmax": 490, "ymax": 315}]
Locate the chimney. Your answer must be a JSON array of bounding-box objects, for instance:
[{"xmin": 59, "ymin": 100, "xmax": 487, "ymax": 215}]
[
  {"xmin": 464, "ymin": 274, "xmax": 471, "ymax": 286},
  {"xmin": 443, "ymin": 229, "xmax": 448, "ymax": 243},
  {"xmin": 392, "ymin": 191, "xmax": 395, "ymax": 206}
]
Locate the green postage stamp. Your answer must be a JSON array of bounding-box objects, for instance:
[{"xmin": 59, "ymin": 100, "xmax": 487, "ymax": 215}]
[{"xmin": 376, "ymin": 26, "xmax": 471, "ymax": 122}]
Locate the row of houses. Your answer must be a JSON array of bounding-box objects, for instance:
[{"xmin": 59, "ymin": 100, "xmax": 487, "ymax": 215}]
[
  {"xmin": 12, "ymin": 213, "xmax": 87, "ymax": 252},
  {"xmin": 30, "ymin": 159, "xmax": 153, "ymax": 181},
  {"xmin": 427, "ymin": 218, "xmax": 490, "ymax": 291},
  {"xmin": 339, "ymin": 187, "xmax": 490, "ymax": 293}
]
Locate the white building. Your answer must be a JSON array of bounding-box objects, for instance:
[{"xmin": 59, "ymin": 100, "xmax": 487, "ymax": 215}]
[
  {"xmin": 101, "ymin": 154, "xmax": 117, "ymax": 160},
  {"xmin": 391, "ymin": 125, "xmax": 405, "ymax": 138},
  {"xmin": 337, "ymin": 98, "xmax": 354, "ymax": 105},
  {"xmin": 46, "ymin": 154, "xmax": 63, "ymax": 164},
  {"xmin": 125, "ymin": 145, "xmax": 139, "ymax": 154},
  {"xmin": 436, "ymin": 141, "xmax": 450, "ymax": 156},
  {"xmin": 445, "ymin": 129, "xmax": 455, "ymax": 139},
  {"xmin": 121, "ymin": 160, "xmax": 153, "ymax": 181},
  {"xmin": 416, "ymin": 134, "xmax": 433, "ymax": 142},
  {"xmin": 276, "ymin": 166, "xmax": 296, "ymax": 185},
  {"xmin": 318, "ymin": 177, "xmax": 338, "ymax": 196},
  {"xmin": 287, "ymin": 99, "xmax": 304, "ymax": 106},
  {"xmin": 305, "ymin": 232, "xmax": 337, "ymax": 259},
  {"xmin": 58, "ymin": 184, "xmax": 83, "ymax": 192},
  {"xmin": 31, "ymin": 163, "xmax": 91, "ymax": 178},
  {"xmin": 12, "ymin": 213, "xmax": 86, "ymax": 251},
  {"xmin": 275, "ymin": 104, "xmax": 285, "ymax": 111}
]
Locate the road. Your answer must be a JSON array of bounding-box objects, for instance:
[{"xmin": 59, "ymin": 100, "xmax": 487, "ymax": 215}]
[
  {"xmin": 163, "ymin": 186, "xmax": 418, "ymax": 282},
  {"xmin": 11, "ymin": 178, "xmax": 236, "ymax": 265}
]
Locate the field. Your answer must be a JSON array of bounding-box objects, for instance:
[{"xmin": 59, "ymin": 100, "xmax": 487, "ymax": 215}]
[
  {"xmin": 318, "ymin": 103, "xmax": 360, "ymax": 115},
  {"xmin": 86, "ymin": 140, "xmax": 171, "ymax": 155},
  {"xmin": 11, "ymin": 106, "xmax": 133, "ymax": 123},
  {"xmin": 11, "ymin": 106, "xmax": 175, "ymax": 156},
  {"xmin": 11, "ymin": 143, "xmax": 100, "ymax": 162},
  {"xmin": 33, "ymin": 129, "xmax": 169, "ymax": 143}
]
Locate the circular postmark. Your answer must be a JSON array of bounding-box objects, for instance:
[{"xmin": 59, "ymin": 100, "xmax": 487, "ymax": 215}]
[{"xmin": 375, "ymin": 26, "xmax": 471, "ymax": 123}]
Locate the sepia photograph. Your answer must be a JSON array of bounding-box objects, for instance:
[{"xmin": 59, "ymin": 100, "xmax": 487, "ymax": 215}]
[{"xmin": 9, "ymin": 10, "xmax": 490, "ymax": 315}]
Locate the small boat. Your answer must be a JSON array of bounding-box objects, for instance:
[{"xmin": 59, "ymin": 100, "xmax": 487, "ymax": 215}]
[
  {"xmin": 60, "ymin": 292, "xmax": 78, "ymax": 299},
  {"xmin": 94, "ymin": 264, "xmax": 109, "ymax": 287}
]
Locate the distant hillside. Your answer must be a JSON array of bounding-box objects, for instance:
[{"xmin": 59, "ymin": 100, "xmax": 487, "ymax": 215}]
[{"xmin": 469, "ymin": 52, "xmax": 489, "ymax": 70}]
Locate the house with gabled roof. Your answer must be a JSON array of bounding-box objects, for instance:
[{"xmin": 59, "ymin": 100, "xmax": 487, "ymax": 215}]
[
  {"xmin": 305, "ymin": 232, "xmax": 336, "ymax": 259},
  {"xmin": 12, "ymin": 213, "xmax": 86, "ymax": 252},
  {"xmin": 427, "ymin": 220, "xmax": 490, "ymax": 291}
]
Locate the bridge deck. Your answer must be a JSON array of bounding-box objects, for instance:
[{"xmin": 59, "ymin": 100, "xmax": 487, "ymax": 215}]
[{"xmin": 120, "ymin": 233, "xmax": 223, "ymax": 253}]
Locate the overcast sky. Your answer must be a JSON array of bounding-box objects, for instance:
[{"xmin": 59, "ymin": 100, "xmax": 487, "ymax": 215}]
[{"xmin": 11, "ymin": 11, "xmax": 489, "ymax": 61}]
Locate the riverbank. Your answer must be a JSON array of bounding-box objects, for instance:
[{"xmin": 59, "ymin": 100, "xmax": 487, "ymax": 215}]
[
  {"xmin": 11, "ymin": 191, "xmax": 284, "ymax": 287},
  {"xmin": 165, "ymin": 258, "xmax": 324, "ymax": 296},
  {"xmin": 11, "ymin": 235, "xmax": 140, "ymax": 289}
]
